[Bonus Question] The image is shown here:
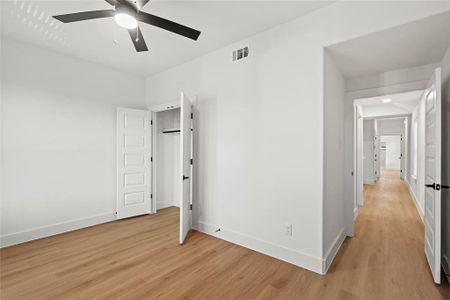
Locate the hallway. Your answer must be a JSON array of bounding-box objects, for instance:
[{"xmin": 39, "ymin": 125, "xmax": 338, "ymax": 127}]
[{"xmin": 334, "ymin": 169, "xmax": 450, "ymax": 299}]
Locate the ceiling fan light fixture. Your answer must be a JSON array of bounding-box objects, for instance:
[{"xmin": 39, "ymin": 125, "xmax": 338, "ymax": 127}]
[
  {"xmin": 382, "ymin": 98, "xmax": 392, "ymax": 103},
  {"xmin": 114, "ymin": 13, "xmax": 138, "ymax": 29}
]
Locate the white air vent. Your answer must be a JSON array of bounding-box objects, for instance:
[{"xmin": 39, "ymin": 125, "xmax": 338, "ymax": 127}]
[{"xmin": 232, "ymin": 46, "xmax": 249, "ymax": 61}]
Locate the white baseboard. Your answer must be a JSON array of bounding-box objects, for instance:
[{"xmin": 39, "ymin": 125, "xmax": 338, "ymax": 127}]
[
  {"xmin": 193, "ymin": 221, "xmax": 324, "ymax": 275},
  {"xmin": 363, "ymin": 179, "xmax": 375, "ymax": 185},
  {"xmin": 0, "ymin": 212, "xmax": 116, "ymax": 248},
  {"xmin": 405, "ymin": 180, "xmax": 424, "ymax": 222},
  {"xmin": 323, "ymin": 228, "xmax": 346, "ymax": 274},
  {"xmin": 156, "ymin": 200, "xmax": 173, "ymax": 210}
]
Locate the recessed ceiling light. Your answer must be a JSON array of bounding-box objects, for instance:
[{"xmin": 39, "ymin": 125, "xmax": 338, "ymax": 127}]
[{"xmin": 382, "ymin": 98, "xmax": 392, "ymax": 103}]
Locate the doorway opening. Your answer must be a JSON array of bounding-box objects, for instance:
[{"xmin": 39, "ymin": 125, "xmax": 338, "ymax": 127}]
[
  {"xmin": 323, "ymin": 10, "xmax": 449, "ymax": 284},
  {"xmin": 150, "ymin": 93, "xmax": 194, "ymax": 245},
  {"xmin": 379, "ymin": 135, "xmax": 402, "ymax": 179}
]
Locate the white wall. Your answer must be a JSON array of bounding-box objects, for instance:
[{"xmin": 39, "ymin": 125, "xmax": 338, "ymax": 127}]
[
  {"xmin": 440, "ymin": 45, "xmax": 450, "ymax": 275},
  {"xmin": 323, "ymin": 52, "xmax": 345, "ymax": 271},
  {"xmin": 408, "ymin": 98, "xmax": 426, "ymax": 218},
  {"xmin": 363, "ymin": 119, "xmax": 375, "ymax": 183},
  {"xmin": 356, "ymin": 105, "xmax": 364, "ymax": 205},
  {"xmin": 380, "ymin": 135, "xmax": 401, "ymax": 170},
  {"xmin": 0, "ymin": 38, "xmax": 146, "ymax": 246},
  {"xmin": 376, "ymin": 118, "xmax": 406, "ymax": 136},
  {"xmin": 145, "ymin": 1, "xmax": 450, "ymax": 274}
]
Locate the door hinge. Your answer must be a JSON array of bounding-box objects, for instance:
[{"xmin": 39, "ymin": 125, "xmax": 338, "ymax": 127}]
[
  {"xmin": 151, "ymin": 193, "xmax": 153, "ymax": 199},
  {"xmin": 151, "ymin": 156, "xmax": 153, "ymax": 162},
  {"xmin": 190, "ymin": 204, "xmax": 193, "ymax": 210},
  {"xmin": 190, "ymin": 113, "xmax": 193, "ymax": 119},
  {"xmin": 150, "ymin": 120, "xmax": 153, "ymax": 125},
  {"xmin": 190, "ymin": 158, "xmax": 193, "ymax": 165},
  {"xmin": 351, "ymin": 171, "xmax": 354, "ymax": 176}
]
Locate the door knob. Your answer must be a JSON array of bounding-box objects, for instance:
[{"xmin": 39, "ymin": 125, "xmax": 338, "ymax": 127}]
[{"xmin": 183, "ymin": 175, "xmax": 189, "ymax": 180}]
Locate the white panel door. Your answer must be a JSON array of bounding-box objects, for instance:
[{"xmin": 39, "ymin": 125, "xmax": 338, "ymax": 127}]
[
  {"xmin": 116, "ymin": 108, "xmax": 152, "ymax": 219},
  {"xmin": 424, "ymin": 68, "xmax": 442, "ymax": 284},
  {"xmin": 179, "ymin": 93, "xmax": 192, "ymax": 244}
]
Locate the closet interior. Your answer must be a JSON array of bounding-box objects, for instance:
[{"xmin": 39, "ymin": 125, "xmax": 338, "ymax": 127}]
[{"xmin": 154, "ymin": 107, "xmax": 181, "ymax": 210}]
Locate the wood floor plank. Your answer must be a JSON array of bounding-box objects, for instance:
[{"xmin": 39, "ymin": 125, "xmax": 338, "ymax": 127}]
[{"xmin": 1, "ymin": 171, "xmax": 449, "ymax": 299}]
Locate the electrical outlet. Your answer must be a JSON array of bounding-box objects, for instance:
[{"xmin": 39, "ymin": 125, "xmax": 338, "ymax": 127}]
[{"xmin": 284, "ymin": 223, "xmax": 292, "ymax": 236}]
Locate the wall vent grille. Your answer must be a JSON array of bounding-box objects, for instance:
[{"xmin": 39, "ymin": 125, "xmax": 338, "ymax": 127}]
[{"xmin": 232, "ymin": 46, "xmax": 249, "ymax": 61}]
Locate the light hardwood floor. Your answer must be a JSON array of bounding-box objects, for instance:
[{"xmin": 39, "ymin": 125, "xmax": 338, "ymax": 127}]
[{"xmin": 1, "ymin": 171, "xmax": 449, "ymax": 299}]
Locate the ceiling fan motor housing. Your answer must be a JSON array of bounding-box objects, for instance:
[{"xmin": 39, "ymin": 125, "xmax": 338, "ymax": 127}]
[{"xmin": 115, "ymin": 1, "xmax": 139, "ymax": 18}]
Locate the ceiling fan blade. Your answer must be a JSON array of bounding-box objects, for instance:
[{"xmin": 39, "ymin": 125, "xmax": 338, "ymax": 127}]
[
  {"xmin": 138, "ymin": 12, "xmax": 201, "ymax": 40},
  {"xmin": 104, "ymin": 0, "xmax": 115, "ymax": 6},
  {"xmin": 128, "ymin": 27, "xmax": 148, "ymax": 52},
  {"xmin": 137, "ymin": 0, "xmax": 150, "ymax": 9},
  {"xmin": 53, "ymin": 10, "xmax": 115, "ymax": 23}
]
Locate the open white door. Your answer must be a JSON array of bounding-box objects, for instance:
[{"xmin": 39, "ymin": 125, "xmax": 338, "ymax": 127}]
[
  {"xmin": 424, "ymin": 68, "xmax": 442, "ymax": 284},
  {"xmin": 116, "ymin": 108, "xmax": 152, "ymax": 219},
  {"xmin": 179, "ymin": 93, "xmax": 192, "ymax": 244}
]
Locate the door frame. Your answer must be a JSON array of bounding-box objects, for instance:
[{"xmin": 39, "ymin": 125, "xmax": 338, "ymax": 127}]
[
  {"xmin": 377, "ymin": 134, "xmax": 403, "ymax": 175},
  {"xmin": 350, "ymin": 98, "xmax": 412, "ymax": 237},
  {"xmin": 149, "ymin": 101, "xmax": 181, "ymax": 213}
]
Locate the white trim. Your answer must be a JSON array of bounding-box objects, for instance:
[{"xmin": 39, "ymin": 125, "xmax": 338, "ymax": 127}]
[
  {"xmin": 323, "ymin": 228, "xmax": 346, "ymax": 273},
  {"xmin": 0, "ymin": 212, "xmax": 116, "ymax": 248},
  {"xmin": 405, "ymin": 179, "xmax": 424, "ymax": 222},
  {"xmin": 149, "ymin": 101, "xmax": 180, "ymax": 112},
  {"xmin": 353, "ymin": 207, "xmax": 359, "ymax": 221},
  {"xmin": 363, "ymin": 179, "xmax": 375, "ymax": 185},
  {"xmin": 156, "ymin": 200, "xmax": 173, "ymax": 210},
  {"xmin": 193, "ymin": 221, "xmax": 324, "ymax": 275}
]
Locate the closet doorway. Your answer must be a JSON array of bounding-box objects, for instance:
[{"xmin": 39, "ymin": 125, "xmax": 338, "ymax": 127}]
[
  {"xmin": 151, "ymin": 93, "xmax": 193, "ymax": 244},
  {"xmin": 116, "ymin": 93, "xmax": 193, "ymax": 245}
]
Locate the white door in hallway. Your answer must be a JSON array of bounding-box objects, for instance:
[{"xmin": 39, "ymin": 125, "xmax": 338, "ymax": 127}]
[
  {"xmin": 179, "ymin": 93, "xmax": 192, "ymax": 244},
  {"xmin": 424, "ymin": 68, "xmax": 442, "ymax": 284},
  {"xmin": 116, "ymin": 108, "xmax": 152, "ymax": 219}
]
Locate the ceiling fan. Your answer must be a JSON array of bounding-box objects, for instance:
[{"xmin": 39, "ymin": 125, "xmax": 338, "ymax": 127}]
[{"xmin": 53, "ymin": 0, "xmax": 201, "ymax": 52}]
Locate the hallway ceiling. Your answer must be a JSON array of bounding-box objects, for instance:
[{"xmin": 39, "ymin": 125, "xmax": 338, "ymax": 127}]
[
  {"xmin": 356, "ymin": 90, "xmax": 423, "ymax": 118},
  {"xmin": 0, "ymin": 0, "xmax": 334, "ymax": 76},
  {"xmin": 327, "ymin": 11, "xmax": 450, "ymax": 79}
]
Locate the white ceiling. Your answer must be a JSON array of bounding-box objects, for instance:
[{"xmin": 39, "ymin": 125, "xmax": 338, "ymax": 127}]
[
  {"xmin": 0, "ymin": 0, "xmax": 334, "ymax": 76},
  {"xmin": 327, "ymin": 11, "xmax": 450, "ymax": 79},
  {"xmin": 356, "ymin": 90, "xmax": 423, "ymax": 118}
]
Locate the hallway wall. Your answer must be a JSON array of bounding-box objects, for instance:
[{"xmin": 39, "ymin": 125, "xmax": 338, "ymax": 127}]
[
  {"xmin": 323, "ymin": 52, "xmax": 346, "ymax": 271},
  {"xmin": 408, "ymin": 96, "xmax": 426, "ymax": 218},
  {"xmin": 363, "ymin": 120, "xmax": 375, "ymax": 184}
]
